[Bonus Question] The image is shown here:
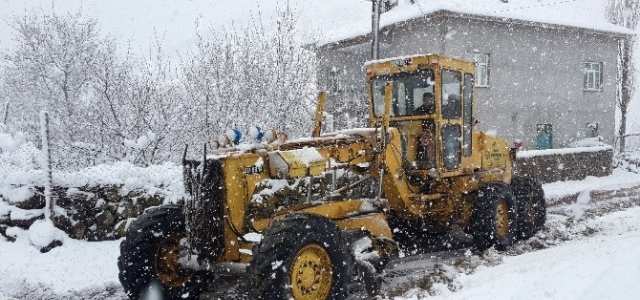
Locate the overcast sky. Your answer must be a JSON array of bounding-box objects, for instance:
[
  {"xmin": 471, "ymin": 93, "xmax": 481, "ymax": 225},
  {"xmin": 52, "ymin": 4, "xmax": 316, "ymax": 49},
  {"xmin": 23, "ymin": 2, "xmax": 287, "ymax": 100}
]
[{"xmin": 0, "ymin": 0, "xmax": 371, "ymax": 60}]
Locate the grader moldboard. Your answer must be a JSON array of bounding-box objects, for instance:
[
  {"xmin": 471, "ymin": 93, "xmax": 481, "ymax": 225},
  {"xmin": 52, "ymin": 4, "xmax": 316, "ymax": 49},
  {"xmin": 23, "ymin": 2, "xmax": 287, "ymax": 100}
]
[{"xmin": 118, "ymin": 54, "xmax": 546, "ymax": 300}]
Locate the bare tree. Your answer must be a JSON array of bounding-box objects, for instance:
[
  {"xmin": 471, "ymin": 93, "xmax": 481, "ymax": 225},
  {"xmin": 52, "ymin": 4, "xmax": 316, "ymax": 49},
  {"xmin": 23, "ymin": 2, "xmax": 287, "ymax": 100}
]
[
  {"xmin": 2, "ymin": 11, "xmax": 107, "ymax": 167},
  {"xmin": 0, "ymin": 9, "xmax": 320, "ymax": 168},
  {"xmin": 1, "ymin": 11, "xmax": 194, "ymax": 167},
  {"xmin": 91, "ymin": 39, "xmax": 198, "ymax": 165},
  {"xmin": 182, "ymin": 9, "xmax": 317, "ymax": 144},
  {"xmin": 607, "ymin": 0, "xmax": 639, "ymax": 153}
]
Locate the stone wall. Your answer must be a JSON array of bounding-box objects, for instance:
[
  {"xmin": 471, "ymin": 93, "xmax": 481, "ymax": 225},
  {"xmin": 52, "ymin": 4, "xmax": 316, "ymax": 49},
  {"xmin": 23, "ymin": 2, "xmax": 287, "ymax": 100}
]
[
  {"xmin": 515, "ymin": 147, "xmax": 613, "ymax": 183},
  {"xmin": 0, "ymin": 185, "xmax": 174, "ymax": 241}
]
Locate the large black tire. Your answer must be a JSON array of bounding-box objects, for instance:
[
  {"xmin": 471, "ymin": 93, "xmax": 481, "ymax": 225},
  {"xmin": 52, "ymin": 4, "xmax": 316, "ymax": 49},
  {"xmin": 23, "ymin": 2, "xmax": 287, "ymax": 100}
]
[
  {"xmin": 247, "ymin": 213, "xmax": 352, "ymax": 300},
  {"xmin": 118, "ymin": 205, "xmax": 208, "ymax": 300},
  {"xmin": 511, "ymin": 176, "xmax": 547, "ymax": 240},
  {"xmin": 471, "ymin": 183, "xmax": 517, "ymax": 251}
]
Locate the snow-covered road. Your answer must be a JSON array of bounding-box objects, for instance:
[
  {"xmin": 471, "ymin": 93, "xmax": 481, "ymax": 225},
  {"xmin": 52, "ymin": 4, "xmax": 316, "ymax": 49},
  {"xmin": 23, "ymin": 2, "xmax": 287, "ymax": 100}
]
[{"xmin": 396, "ymin": 206, "xmax": 640, "ymax": 300}]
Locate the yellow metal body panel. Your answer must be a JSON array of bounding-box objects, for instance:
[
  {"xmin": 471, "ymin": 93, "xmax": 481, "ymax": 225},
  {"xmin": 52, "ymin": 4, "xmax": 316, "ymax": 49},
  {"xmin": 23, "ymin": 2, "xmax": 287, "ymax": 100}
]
[
  {"xmin": 219, "ymin": 153, "xmax": 269, "ymax": 262},
  {"xmin": 334, "ymin": 213, "xmax": 393, "ymax": 241},
  {"xmin": 272, "ymin": 150, "xmax": 325, "ymax": 178},
  {"xmin": 251, "ymin": 200, "xmax": 374, "ymax": 230}
]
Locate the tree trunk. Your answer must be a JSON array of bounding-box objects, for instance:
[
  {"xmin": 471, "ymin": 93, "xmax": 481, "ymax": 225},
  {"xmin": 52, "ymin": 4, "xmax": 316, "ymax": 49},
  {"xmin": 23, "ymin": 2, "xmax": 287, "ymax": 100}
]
[{"xmin": 617, "ymin": 38, "xmax": 634, "ymax": 153}]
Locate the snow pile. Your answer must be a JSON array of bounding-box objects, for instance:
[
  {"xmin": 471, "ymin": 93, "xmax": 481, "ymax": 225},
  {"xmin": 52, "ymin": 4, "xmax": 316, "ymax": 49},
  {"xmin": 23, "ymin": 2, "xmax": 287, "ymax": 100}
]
[
  {"xmin": 543, "ymin": 168, "xmax": 640, "ymax": 202},
  {"xmin": 123, "ymin": 131, "xmax": 156, "ymax": 150},
  {"xmin": 285, "ymin": 147, "xmax": 325, "ymax": 167},
  {"xmin": 0, "ymin": 226, "xmax": 124, "ymax": 299},
  {"xmin": 0, "ymin": 132, "xmax": 27, "ymax": 153},
  {"xmin": 386, "ymin": 249, "xmax": 504, "ymax": 298},
  {"xmin": 250, "ymin": 179, "xmax": 293, "ymax": 204},
  {"xmin": 389, "ymin": 194, "xmax": 640, "ymax": 300},
  {"xmin": 517, "ymin": 144, "xmax": 613, "ymax": 159},
  {"xmin": 27, "ymin": 220, "xmax": 65, "ymax": 250},
  {"xmin": 567, "ymin": 136, "xmax": 606, "ymax": 148},
  {"xmin": 572, "ymin": 189, "xmax": 592, "ymax": 219},
  {"xmin": 54, "ymin": 162, "xmax": 185, "ymax": 203},
  {"xmin": 618, "ymin": 150, "xmax": 640, "ymax": 173},
  {"xmin": 425, "ymin": 211, "xmax": 640, "ymax": 300}
]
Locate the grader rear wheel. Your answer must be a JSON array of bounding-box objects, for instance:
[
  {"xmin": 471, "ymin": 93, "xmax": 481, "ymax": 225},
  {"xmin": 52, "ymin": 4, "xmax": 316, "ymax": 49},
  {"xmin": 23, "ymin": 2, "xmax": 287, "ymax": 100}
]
[
  {"xmin": 247, "ymin": 214, "xmax": 351, "ymax": 300},
  {"xmin": 511, "ymin": 176, "xmax": 547, "ymax": 240},
  {"xmin": 495, "ymin": 202, "xmax": 511, "ymax": 240},
  {"xmin": 471, "ymin": 183, "xmax": 517, "ymax": 251}
]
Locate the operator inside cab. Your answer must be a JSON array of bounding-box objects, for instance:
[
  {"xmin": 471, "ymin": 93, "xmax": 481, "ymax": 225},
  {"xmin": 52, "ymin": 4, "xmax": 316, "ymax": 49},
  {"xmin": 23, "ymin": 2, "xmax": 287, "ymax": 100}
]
[
  {"xmin": 413, "ymin": 92, "xmax": 435, "ymax": 115},
  {"xmin": 412, "ymin": 92, "xmax": 436, "ymax": 170}
]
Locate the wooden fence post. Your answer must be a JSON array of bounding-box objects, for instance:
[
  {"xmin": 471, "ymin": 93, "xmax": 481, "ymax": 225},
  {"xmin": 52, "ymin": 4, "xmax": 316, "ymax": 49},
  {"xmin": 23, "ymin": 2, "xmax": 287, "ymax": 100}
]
[{"xmin": 39, "ymin": 111, "xmax": 54, "ymax": 222}]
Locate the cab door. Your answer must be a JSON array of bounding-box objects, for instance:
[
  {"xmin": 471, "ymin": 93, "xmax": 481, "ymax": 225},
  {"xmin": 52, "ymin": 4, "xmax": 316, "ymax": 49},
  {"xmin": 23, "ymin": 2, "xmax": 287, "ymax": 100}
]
[{"xmin": 439, "ymin": 68, "xmax": 464, "ymax": 176}]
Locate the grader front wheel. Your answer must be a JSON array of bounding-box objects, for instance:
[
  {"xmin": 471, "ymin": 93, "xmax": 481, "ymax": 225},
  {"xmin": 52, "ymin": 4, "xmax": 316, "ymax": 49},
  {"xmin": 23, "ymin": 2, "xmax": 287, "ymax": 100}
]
[
  {"xmin": 118, "ymin": 205, "xmax": 207, "ymax": 300},
  {"xmin": 247, "ymin": 214, "xmax": 351, "ymax": 300},
  {"xmin": 471, "ymin": 183, "xmax": 518, "ymax": 251},
  {"xmin": 290, "ymin": 244, "xmax": 334, "ymax": 299},
  {"xmin": 155, "ymin": 234, "xmax": 193, "ymax": 288}
]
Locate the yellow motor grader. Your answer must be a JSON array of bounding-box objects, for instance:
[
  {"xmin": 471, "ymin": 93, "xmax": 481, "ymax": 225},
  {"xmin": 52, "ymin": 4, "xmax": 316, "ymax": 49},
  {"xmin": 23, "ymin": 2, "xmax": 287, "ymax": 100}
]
[{"xmin": 117, "ymin": 54, "xmax": 546, "ymax": 300}]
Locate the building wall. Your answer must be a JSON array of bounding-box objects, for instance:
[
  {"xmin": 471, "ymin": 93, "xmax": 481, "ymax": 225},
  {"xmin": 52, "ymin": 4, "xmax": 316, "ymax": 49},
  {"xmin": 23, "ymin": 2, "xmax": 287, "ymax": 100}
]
[
  {"xmin": 317, "ymin": 44, "xmax": 370, "ymax": 128},
  {"xmin": 317, "ymin": 15, "xmax": 618, "ymax": 149}
]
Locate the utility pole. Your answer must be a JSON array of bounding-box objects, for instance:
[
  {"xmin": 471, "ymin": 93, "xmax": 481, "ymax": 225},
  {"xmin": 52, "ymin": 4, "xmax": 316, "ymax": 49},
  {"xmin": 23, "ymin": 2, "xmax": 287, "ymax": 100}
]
[{"xmin": 371, "ymin": 0, "xmax": 381, "ymax": 60}]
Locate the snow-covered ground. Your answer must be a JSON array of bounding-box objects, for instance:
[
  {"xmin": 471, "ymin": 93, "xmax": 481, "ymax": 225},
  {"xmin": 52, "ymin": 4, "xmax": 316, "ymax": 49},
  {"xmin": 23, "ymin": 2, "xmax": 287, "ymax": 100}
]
[
  {"xmin": 0, "ymin": 235, "xmax": 123, "ymax": 300},
  {"xmin": 544, "ymin": 168, "xmax": 640, "ymax": 201},
  {"xmin": 390, "ymin": 202, "xmax": 640, "ymax": 300},
  {"xmin": 438, "ymin": 208, "xmax": 640, "ymax": 300},
  {"xmin": 1, "ymin": 167, "xmax": 640, "ymax": 300}
]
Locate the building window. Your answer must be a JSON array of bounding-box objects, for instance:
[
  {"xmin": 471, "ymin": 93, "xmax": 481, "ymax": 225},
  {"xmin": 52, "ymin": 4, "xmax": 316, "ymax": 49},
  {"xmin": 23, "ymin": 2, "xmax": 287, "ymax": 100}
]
[
  {"xmin": 329, "ymin": 67, "xmax": 343, "ymax": 94},
  {"xmin": 583, "ymin": 62, "xmax": 603, "ymax": 91},
  {"xmin": 468, "ymin": 53, "xmax": 490, "ymax": 87}
]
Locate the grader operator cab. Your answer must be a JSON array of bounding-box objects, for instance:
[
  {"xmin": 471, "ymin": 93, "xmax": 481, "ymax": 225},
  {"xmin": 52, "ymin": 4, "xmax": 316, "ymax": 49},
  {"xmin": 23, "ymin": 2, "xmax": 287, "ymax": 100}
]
[{"xmin": 118, "ymin": 54, "xmax": 546, "ymax": 300}]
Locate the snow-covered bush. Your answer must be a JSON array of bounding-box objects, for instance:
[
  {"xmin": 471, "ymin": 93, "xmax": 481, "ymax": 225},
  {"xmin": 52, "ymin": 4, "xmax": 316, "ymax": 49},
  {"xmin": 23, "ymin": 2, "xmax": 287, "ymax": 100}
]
[{"xmin": 0, "ymin": 131, "xmax": 45, "ymax": 204}]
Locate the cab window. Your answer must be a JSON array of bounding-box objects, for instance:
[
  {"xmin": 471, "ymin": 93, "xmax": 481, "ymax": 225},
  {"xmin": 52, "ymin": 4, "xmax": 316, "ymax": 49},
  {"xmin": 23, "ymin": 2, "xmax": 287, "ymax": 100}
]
[
  {"xmin": 441, "ymin": 69, "xmax": 462, "ymax": 119},
  {"xmin": 463, "ymin": 73, "xmax": 474, "ymax": 156},
  {"xmin": 370, "ymin": 69, "xmax": 434, "ymax": 117}
]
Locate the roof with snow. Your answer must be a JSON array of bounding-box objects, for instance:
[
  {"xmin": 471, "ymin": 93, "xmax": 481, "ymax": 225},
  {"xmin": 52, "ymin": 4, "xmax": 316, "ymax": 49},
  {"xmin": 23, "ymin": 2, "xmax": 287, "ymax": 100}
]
[{"xmin": 316, "ymin": 0, "xmax": 635, "ymax": 49}]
